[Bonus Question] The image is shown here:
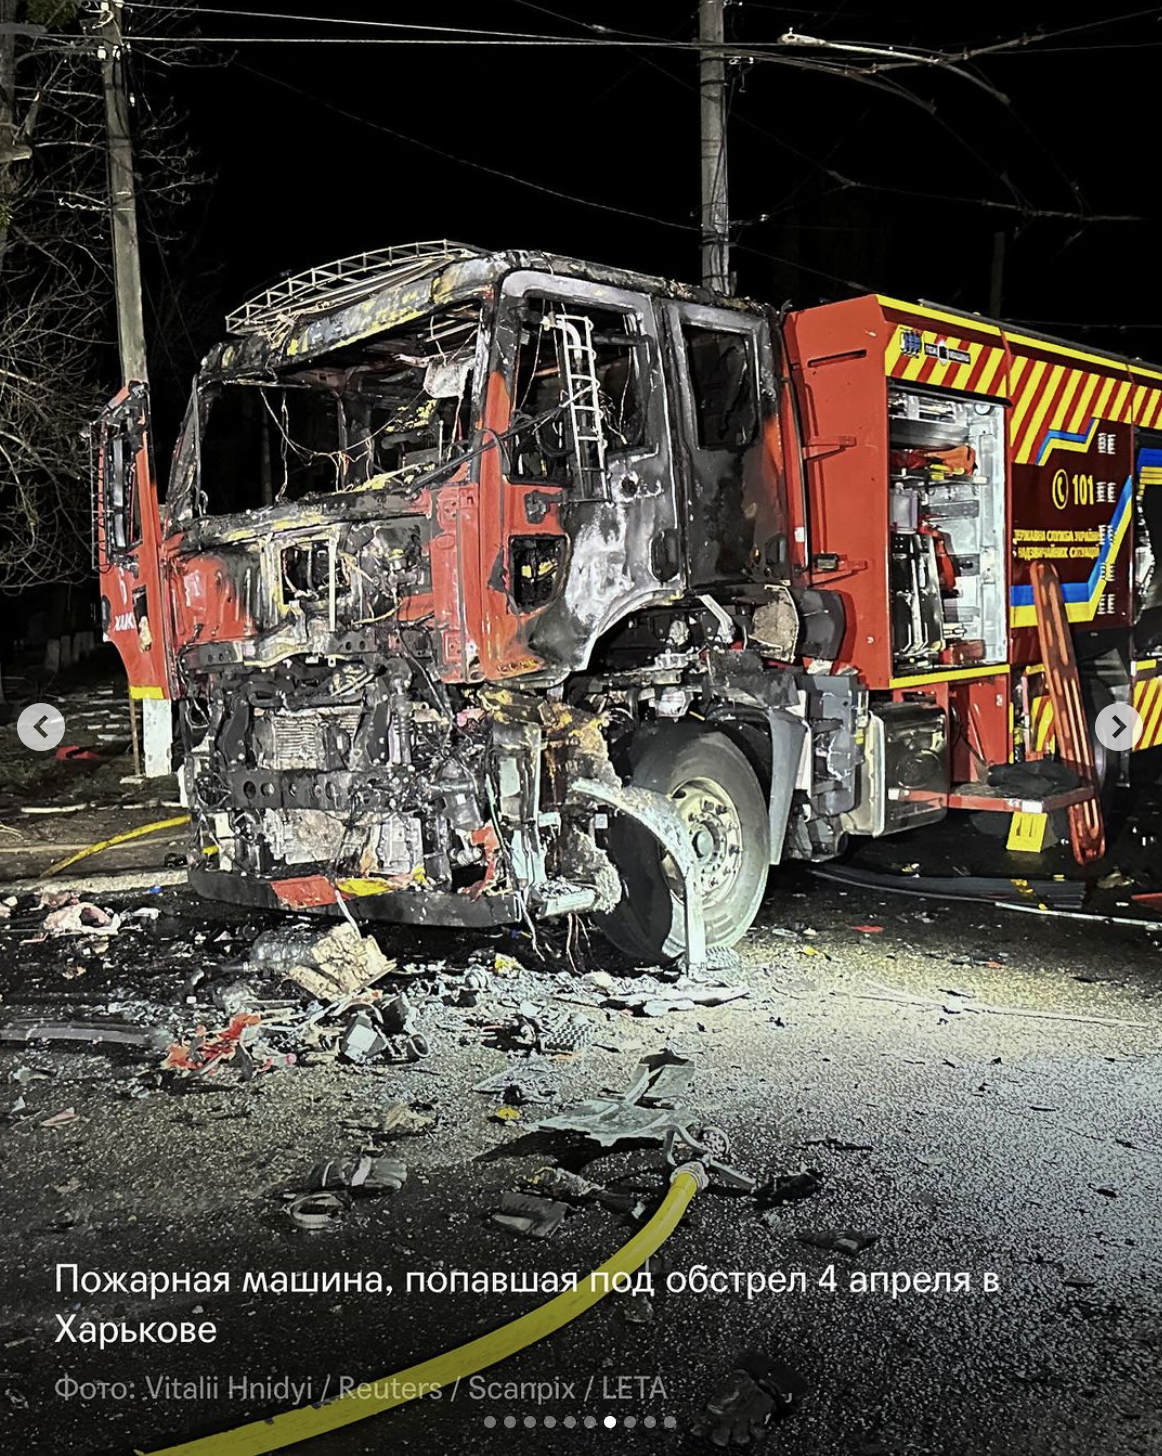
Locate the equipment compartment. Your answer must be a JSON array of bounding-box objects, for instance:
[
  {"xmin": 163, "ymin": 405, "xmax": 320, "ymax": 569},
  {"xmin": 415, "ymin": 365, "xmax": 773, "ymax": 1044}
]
[{"xmin": 888, "ymin": 385, "xmax": 1006, "ymax": 673}]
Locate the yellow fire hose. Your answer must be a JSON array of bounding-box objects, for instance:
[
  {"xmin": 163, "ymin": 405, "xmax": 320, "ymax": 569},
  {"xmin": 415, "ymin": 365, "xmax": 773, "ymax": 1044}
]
[
  {"xmin": 46, "ymin": 815, "xmax": 190, "ymax": 876},
  {"xmin": 138, "ymin": 1164, "xmax": 707, "ymax": 1456}
]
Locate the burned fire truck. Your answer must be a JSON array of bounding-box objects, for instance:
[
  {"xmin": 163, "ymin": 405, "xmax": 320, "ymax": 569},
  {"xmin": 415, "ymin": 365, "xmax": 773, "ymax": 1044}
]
[{"xmin": 95, "ymin": 242, "xmax": 1162, "ymax": 961}]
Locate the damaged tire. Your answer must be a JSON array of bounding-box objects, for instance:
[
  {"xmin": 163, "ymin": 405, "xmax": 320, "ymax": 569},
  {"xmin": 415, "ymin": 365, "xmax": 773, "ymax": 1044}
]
[{"xmin": 598, "ymin": 726, "xmax": 769, "ymax": 964}]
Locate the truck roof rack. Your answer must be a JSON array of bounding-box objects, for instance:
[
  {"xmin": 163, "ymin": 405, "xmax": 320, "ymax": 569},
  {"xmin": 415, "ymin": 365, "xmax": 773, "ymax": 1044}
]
[{"xmin": 225, "ymin": 240, "xmax": 486, "ymax": 336}]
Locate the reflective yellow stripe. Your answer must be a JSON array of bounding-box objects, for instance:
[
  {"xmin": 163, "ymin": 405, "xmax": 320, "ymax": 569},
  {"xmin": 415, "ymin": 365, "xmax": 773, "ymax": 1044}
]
[
  {"xmin": 876, "ymin": 295, "xmax": 1003, "ymax": 337},
  {"xmin": 888, "ymin": 664, "xmax": 1007, "ymax": 689}
]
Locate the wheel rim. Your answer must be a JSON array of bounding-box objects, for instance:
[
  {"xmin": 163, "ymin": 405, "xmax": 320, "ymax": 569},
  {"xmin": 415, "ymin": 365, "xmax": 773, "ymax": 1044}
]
[{"xmin": 661, "ymin": 775, "xmax": 745, "ymax": 904}]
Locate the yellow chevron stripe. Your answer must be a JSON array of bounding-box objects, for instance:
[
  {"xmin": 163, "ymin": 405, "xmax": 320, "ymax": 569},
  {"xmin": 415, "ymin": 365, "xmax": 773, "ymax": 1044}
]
[
  {"xmin": 977, "ymin": 347, "xmax": 1004, "ymax": 396},
  {"xmin": 1132, "ymin": 678, "xmax": 1156, "ymax": 722},
  {"xmin": 1017, "ymin": 362, "xmax": 1066, "ymax": 464},
  {"xmin": 1008, "ymin": 354, "xmax": 1028, "ymax": 395},
  {"xmin": 1110, "ymin": 378, "xmax": 1132, "ymax": 421},
  {"xmin": 1091, "ymin": 374, "xmax": 1117, "ymax": 424},
  {"xmin": 1009, "ymin": 359, "xmax": 1046, "ymax": 443},
  {"xmin": 1065, "ymin": 370, "xmax": 1099, "ymax": 436},
  {"xmin": 1053, "ymin": 369, "xmax": 1085, "ymax": 431},
  {"xmin": 1143, "ymin": 680, "xmax": 1162, "ymax": 748},
  {"xmin": 1038, "ymin": 368, "xmax": 1087, "ymax": 461}
]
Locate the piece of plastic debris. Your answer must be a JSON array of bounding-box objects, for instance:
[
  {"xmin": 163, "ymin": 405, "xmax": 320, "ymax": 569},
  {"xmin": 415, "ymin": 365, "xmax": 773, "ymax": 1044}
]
[
  {"xmin": 0, "ymin": 1019, "xmax": 164, "ymax": 1050},
  {"xmin": 491, "ymin": 1192, "xmax": 568, "ymax": 1239},
  {"xmin": 248, "ymin": 923, "xmax": 395, "ymax": 1001},
  {"xmin": 353, "ymin": 1155, "xmax": 407, "ymax": 1192},
  {"xmin": 163, "ymin": 1013, "xmax": 262, "ymax": 1075},
  {"xmin": 526, "ymin": 1165, "xmax": 647, "ymax": 1218},
  {"xmin": 492, "ymin": 1105, "xmax": 521, "ymax": 1122},
  {"xmin": 605, "ymin": 984, "xmax": 749, "ymax": 1016},
  {"xmin": 341, "ymin": 1102, "xmax": 434, "ymax": 1138},
  {"xmin": 795, "ymin": 1229, "xmax": 879, "ymax": 1255},
  {"xmin": 637, "ymin": 1050, "xmax": 694, "ymax": 1108},
  {"xmin": 473, "ymin": 1059, "xmax": 561, "ymax": 1105},
  {"xmin": 42, "ymin": 902, "xmax": 121, "ymax": 938},
  {"xmin": 852, "ymin": 924, "xmax": 884, "ymax": 933},
  {"xmin": 286, "ymin": 1191, "xmax": 346, "ymax": 1230},
  {"xmin": 758, "ymin": 1169, "xmax": 823, "ymax": 1206},
  {"xmin": 489, "ymin": 1006, "xmax": 594, "ymax": 1054},
  {"xmin": 693, "ymin": 1352, "xmax": 806, "ymax": 1446},
  {"xmin": 304, "ymin": 1155, "xmax": 407, "ymax": 1193},
  {"xmin": 39, "ymin": 1107, "xmax": 77, "ymax": 1128},
  {"xmin": 340, "ymin": 1011, "xmax": 389, "ymax": 1064},
  {"xmin": 535, "ymin": 1097, "xmax": 682, "ymax": 1147}
]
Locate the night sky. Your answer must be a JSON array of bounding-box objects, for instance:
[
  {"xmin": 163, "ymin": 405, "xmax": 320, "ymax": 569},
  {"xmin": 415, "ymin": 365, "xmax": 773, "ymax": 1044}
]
[{"xmin": 129, "ymin": 0, "xmax": 1162, "ymax": 403}]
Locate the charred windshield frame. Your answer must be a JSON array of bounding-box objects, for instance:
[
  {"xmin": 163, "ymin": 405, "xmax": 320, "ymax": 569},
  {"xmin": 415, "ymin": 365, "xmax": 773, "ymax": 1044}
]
[{"xmin": 166, "ymin": 304, "xmax": 484, "ymax": 525}]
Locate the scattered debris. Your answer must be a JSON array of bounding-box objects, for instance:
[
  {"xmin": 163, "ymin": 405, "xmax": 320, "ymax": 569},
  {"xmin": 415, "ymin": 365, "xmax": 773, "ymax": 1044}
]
[
  {"xmin": 491, "ymin": 1192, "xmax": 568, "ymax": 1239},
  {"xmin": 39, "ymin": 1107, "xmax": 77, "ymax": 1128},
  {"xmin": 305, "ymin": 1155, "xmax": 407, "ymax": 1194},
  {"xmin": 162, "ymin": 1013, "xmax": 263, "ymax": 1076},
  {"xmin": 524, "ymin": 1165, "xmax": 646, "ymax": 1218},
  {"xmin": 286, "ymin": 1191, "xmax": 346, "ymax": 1231},
  {"xmin": 758, "ymin": 1169, "xmax": 823, "ymax": 1207},
  {"xmin": 40, "ymin": 902, "xmax": 121, "ymax": 938},
  {"xmin": 248, "ymin": 923, "xmax": 395, "ymax": 1001},
  {"xmin": 635, "ymin": 1050, "xmax": 694, "ymax": 1108},
  {"xmin": 603, "ymin": 982, "xmax": 749, "ymax": 1017},
  {"xmin": 339, "ymin": 1011, "xmax": 389, "ymax": 1064},
  {"xmin": 473, "ymin": 1059, "xmax": 561, "ymax": 1106},
  {"xmin": 693, "ymin": 1352, "xmax": 806, "ymax": 1446},
  {"xmin": 0, "ymin": 1018, "xmax": 166, "ymax": 1051},
  {"xmin": 340, "ymin": 1102, "xmax": 434, "ymax": 1139},
  {"xmin": 487, "ymin": 1004, "xmax": 594, "ymax": 1054},
  {"xmin": 536, "ymin": 1059, "xmax": 753, "ymax": 1190},
  {"xmin": 795, "ymin": 1229, "xmax": 879, "ymax": 1256}
]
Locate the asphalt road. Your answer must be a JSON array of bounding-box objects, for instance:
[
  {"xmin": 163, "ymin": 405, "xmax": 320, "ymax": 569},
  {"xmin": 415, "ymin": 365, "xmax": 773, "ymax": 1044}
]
[{"xmin": 1, "ymin": 859, "xmax": 1159, "ymax": 1456}]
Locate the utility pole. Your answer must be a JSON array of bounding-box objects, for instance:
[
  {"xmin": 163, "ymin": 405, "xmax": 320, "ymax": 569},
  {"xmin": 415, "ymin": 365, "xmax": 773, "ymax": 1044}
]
[
  {"xmin": 89, "ymin": 2, "xmax": 172, "ymax": 778},
  {"xmin": 90, "ymin": 0, "xmax": 147, "ymax": 385},
  {"xmin": 699, "ymin": 0, "xmax": 730, "ymax": 292},
  {"xmin": 989, "ymin": 230, "xmax": 1005, "ymax": 319}
]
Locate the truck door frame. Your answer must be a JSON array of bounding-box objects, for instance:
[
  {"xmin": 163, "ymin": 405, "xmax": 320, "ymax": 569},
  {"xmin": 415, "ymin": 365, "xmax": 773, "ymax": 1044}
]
[
  {"xmin": 95, "ymin": 382, "xmax": 175, "ymax": 751},
  {"xmin": 661, "ymin": 301, "xmax": 782, "ymax": 590}
]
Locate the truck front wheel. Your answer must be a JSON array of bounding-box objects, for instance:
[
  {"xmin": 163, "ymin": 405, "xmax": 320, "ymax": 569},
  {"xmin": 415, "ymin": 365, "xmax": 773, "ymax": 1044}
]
[{"xmin": 598, "ymin": 727, "xmax": 770, "ymax": 963}]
